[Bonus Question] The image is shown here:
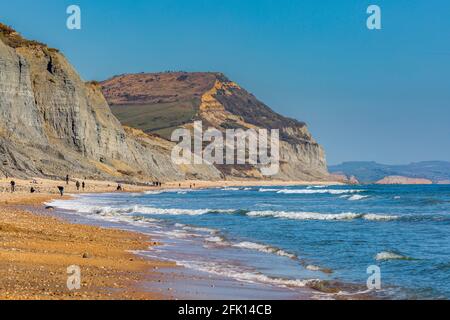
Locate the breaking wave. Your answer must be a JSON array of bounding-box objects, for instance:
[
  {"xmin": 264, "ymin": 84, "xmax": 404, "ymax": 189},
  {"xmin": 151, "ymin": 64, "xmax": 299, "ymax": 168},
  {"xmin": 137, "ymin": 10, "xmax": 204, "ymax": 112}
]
[
  {"xmin": 258, "ymin": 188, "xmax": 364, "ymax": 195},
  {"xmin": 232, "ymin": 241, "xmax": 297, "ymax": 259},
  {"xmin": 246, "ymin": 211, "xmax": 398, "ymax": 221},
  {"xmin": 204, "ymin": 236, "xmax": 297, "ymax": 260},
  {"xmin": 177, "ymin": 260, "xmax": 318, "ymax": 288},
  {"xmin": 375, "ymin": 251, "xmax": 413, "ymax": 261},
  {"xmin": 348, "ymin": 195, "xmax": 369, "ymax": 201},
  {"xmin": 49, "ymin": 200, "xmax": 399, "ymax": 223}
]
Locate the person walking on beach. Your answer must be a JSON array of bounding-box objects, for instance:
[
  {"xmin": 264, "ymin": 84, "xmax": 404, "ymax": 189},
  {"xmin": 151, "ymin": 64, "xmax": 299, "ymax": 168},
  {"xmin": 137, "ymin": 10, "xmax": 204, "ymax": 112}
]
[
  {"xmin": 10, "ymin": 180, "xmax": 15, "ymax": 193},
  {"xmin": 57, "ymin": 186, "xmax": 64, "ymax": 197},
  {"xmin": 82, "ymin": 181, "xmax": 85, "ymax": 190},
  {"xmin": 76, "ymin": 181, "xmax": 80, "ymax": 191},
  {"xmin": 65, "ymin": 175, "xmax": 69, "ymax": 185}
]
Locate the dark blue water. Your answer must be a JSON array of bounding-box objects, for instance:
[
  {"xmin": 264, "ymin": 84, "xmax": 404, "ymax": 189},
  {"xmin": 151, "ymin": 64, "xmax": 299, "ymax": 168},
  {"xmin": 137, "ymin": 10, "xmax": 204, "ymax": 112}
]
[{"xmin": 51, "ymin": 185, "xmax": 450, "ymax": 299}]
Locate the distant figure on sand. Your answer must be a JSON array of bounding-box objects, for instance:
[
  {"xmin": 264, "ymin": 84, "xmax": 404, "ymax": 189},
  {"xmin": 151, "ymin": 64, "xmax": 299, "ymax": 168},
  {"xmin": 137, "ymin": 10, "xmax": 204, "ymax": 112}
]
[
  {"xmin": 76, "ymin": 181, "xmax": 80, "ymax": 191},
  {"xmin": 65, "ymin": 175, "xmax": 69, "ymax": 185},
  {"xmin": 57, "ymin": 186, "xmax": 64, "ymax": 197},
  {"xmin": 117, "ymin": 184, "xmax": 123, "ymax": 191},
  {"xmin": 10, "ymin": 180, "xmax": 15, "ymax": 193},
  {"xmin": 30, "ymin": 187, "xmax": 35, "ymax": 194},
  {"xmin": 82, "ymin": 181, "xmax": 85, "ymax": 190}
]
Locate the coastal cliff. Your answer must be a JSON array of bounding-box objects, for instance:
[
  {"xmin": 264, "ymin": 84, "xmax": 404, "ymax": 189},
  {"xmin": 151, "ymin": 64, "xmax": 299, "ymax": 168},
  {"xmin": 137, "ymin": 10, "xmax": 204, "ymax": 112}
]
[
  {"xmin": 0, "ymin": 23, "xmax": 328, "ymax": 182},
  {"xmin": 0, "ymin": 24, "xmax": 221, "ymax": 181},
  {"xmin": 102, "ymin": 72, "xmax": 328, "ymax": 180}
]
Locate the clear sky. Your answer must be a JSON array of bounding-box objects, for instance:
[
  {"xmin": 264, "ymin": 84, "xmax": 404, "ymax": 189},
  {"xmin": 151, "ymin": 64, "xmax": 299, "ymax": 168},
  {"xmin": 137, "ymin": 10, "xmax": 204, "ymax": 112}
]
[{"xmin": 1, "ymin": 0, "xmax": 449, "ymax": 165}]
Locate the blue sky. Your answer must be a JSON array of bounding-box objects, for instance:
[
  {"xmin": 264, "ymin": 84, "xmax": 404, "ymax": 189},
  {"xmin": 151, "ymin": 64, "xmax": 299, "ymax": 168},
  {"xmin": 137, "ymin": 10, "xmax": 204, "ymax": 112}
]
[{"xmin": 1, "ymin": 0, "xmax": 449, "ymax": 165}]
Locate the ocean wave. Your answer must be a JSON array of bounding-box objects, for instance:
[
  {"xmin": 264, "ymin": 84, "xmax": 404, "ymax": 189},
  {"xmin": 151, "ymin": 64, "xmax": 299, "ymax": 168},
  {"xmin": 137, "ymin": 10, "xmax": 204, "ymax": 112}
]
[
  {"xmin": 49, "ymin": 200, "xmax": 399, "ymax": 223},
  {"xmin": 363, "ymin": 214, "xmax": 398, "ymax": 221},
  {"xmin": 144, "ymin": 188, "xmax": 196, "ymax": 195},
  {"xmin": 232, "ymin": 241, "xmax": 297, "ymax": 259},
  {"xmin": 246, "ymin": 211, "xmax": 361, "ymax": 221},
  {"xmin": 205, "ymin": 236, "xmax": 226, "ymax": 243},
  {"xmin": 276, "ymin": 189, "xmax": 364, "ymax": 195},
  {"xmin": 348, "ymin": 195, "xmax": 369, "ymax": 201},
  {"xmin": 177, "ymin": 260, "xmax": 318, "ymax": 288},
  {"xmin": 375, "ymin": 251, "xmax": 413, "ymax": 261},
  {"xmin": 258, "ymin": 188, "xmax": 281, "ymax": 193},
  {"xmin": 153, "ymin": 229, "xmax": 203, "ymax": 239},
  {"xmin": 306, "ymin": 265, "xmax": 333, "ymax": 274},
  {"xmin": 246, "ymin": 210, "xmax": 398, "ymax": 222},
  {"xmin": 75, "ymin": 204, "xmax": 236, "ymax": 217},
  {"xmin": 204, "ymin": 236, "xmax": 297, "ymax": 260},
  {"xmin": 175, "ymin": 223, "xmax": 218, "ymax": 234}
]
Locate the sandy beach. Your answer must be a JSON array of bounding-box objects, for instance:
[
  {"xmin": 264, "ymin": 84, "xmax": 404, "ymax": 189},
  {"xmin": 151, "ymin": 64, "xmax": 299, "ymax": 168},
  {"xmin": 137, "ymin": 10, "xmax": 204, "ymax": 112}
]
[
  {"xmin": 0, "ymin": 178, "xmax": 172, "ymax": 300},
  {"xmin": 0, "ymin": 177, "xmax": 339, "ymax": 300}
]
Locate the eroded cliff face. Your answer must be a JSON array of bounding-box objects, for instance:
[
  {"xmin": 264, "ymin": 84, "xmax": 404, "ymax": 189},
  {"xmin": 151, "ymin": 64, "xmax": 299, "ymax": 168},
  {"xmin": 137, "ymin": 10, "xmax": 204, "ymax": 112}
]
[
  {"xmin": 0, "ymin": 24, "xmax": 221, "ymax": 181},
  {"xmin": 0, "ymin": 23, "xmax": 327, "ymax": 182},
  {"xmin": 102, "ymin": 73, "xmax": 329, "ymax": 181},
  {"xmin": 200, "ymin": 77, "xmax": 328, "ymax": 180}
]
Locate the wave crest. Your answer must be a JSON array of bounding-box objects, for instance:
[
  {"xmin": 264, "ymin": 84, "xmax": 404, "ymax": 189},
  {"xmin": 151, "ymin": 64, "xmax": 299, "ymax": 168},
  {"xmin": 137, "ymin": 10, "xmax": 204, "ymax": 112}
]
[{"xmin": 375, "ymin": 251, "xmax": 413, "ymax": 261}]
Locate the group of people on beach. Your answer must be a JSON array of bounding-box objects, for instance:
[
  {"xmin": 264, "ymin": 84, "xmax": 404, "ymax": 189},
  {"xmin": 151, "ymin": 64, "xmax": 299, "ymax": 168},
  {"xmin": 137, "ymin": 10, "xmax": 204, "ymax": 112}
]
[
  {"xmin": 6, "ymin": 175, "xmax": 171, "ymax": 196},
  {"xmin": 151, "ymin": 181, "xmax": 163, "ymax": 187},
  {"xmin": 8, "ymin": 175, "xmax": 87, "ymax": 197}
]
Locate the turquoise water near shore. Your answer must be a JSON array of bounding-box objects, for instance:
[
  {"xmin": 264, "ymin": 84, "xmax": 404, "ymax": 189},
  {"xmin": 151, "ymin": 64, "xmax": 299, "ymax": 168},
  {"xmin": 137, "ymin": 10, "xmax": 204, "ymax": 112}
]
[{"xmin": 50, "ymin": 185, "xmax": 450, "ymax": 299}]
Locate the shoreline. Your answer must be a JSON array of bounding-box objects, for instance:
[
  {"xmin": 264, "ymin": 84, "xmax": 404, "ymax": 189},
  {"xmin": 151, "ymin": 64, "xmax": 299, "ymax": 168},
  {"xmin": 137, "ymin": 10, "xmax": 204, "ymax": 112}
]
[{"xmin": 0, "ymin": 177, "xmax": 342, "ymax": 300}]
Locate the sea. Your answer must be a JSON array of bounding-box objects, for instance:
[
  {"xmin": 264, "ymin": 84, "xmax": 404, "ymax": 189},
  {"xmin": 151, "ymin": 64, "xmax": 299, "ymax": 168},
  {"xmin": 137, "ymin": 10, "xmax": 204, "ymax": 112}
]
[{"xmin": 49, "ymin": 184, "xmax": 450, "ymax": 299}]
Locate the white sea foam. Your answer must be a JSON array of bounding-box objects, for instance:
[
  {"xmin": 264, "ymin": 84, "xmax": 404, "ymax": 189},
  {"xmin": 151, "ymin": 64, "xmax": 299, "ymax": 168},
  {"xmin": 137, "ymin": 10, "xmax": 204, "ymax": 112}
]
[
  {"xmin": 276, "ymin": 189, "xmax": 363, "ymax": 195},
  {"xmin": 246, "ymin": 211, "xmax": 361, "ymax": 221},
  {"xmin": 49, "ymin": 199, "xmax": 397, "ymax": 223},
  {"xmin": 258, "ymin": 188, "xmax": 281, "ymax": 193},
  {"xmin": 177, "ymin": 260, "xmax": 317, "ymax": 288},
  {"xmin": 145, "ymin": 188, "xmax": 196, "ymax": 195},
  {"xmin": 348, "ymin": 195, "xmax": 369, "ymax": 201},
  {"xmin": 144, "ymin": 190, "xmax": 164, "ymax": 195},
  {"xmin": 221, "ymin": 187, "xmax": 240, "ymax": 191},
  {"xmin": 246, "ymin": 210, "xmax": 398, "ymax": 222},
  {"xmin": 63, "ymin": 203, "xmax": 235, "ymax": 217},
  {"xmin": 205, "ymin": 236, "xmax": 226, "ymax": 243},
  {"xmin": 363, "ymin": 214, "xmax": 398, "ymax": 221},
  {"xmin": 176, "ymin": 224, "xmax": 218, "ymax": 234},
  {"xmin": 375, "ymin": 251, "xmax": 411, "ymax": 261},
  {"xmin": 153, "ymin": 229, "xmax": 201, "ymax": 239},
  {"xmin": 306, "ymin": 265, "xmax": 321, "ymax": 271},
  {"xmin": 232, "ymin": 241, "xmax": 296, "ymax": 259},
  {"xmin": 259, "ymin": 187, "xmax": 364, "ymax": 195}
]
